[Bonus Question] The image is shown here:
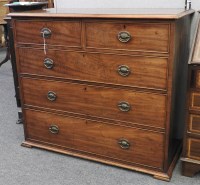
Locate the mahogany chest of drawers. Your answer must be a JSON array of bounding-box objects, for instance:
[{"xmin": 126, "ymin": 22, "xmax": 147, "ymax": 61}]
[
  {"xmin": 9, "ymin": 8, "xmax": 194, "ymax": 181},
  {"xmin": 182, "ymin": 14, "xmax": 200, "ymax": 177}
]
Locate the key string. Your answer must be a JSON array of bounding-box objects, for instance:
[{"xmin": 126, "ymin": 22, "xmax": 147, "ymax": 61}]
[{"xmin": 43, "ymin": 32, "xmax": 47, "ymax": 55}]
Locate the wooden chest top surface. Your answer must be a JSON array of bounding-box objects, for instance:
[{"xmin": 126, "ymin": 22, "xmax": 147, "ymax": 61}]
[{"xmin": 8, "ymin": 8, "xmax": 194, "ymax": 19}]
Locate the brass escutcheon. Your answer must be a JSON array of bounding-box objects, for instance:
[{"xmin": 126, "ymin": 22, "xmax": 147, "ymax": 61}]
[
  {"xmin": 118, "ymin": 31, "xmax": 131, "ymax": 43},
  {"xmin": 118, "ymin": 65, "xmax": 131, "ymax": 77},
  {"xmin": 49, "ymin": 125, "xmax": 59, "ymax": 134},
  {"xmin": 118, "ymin": 139, "xmax": 130, "ymax": 149},
  {"xmin": 118, "ymin": 101, "xmax": 131, "ymax": 112},
  {"xmin": 47, "ymin": 91, "xmax": 57, "ymax": 101},
  {"xmin": 41, "ymin": 28, "xmax": 52, "ymax": 38},
  {"xmin": 44, "ymin": 58, "xmax": 54, "ymax": 69}
]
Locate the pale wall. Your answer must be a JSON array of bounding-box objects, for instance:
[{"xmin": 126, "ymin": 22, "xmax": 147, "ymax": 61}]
[
  {"xmin": 53, "ymin": 0, "xmax": 200, "ymax": 46},
  {"xmin": 53, "ymin": 0, "xmax": 200, "ymax": 11},
  {"xmin": 54, "ymin": 0, "xmax": 184, "ymax": 8}
]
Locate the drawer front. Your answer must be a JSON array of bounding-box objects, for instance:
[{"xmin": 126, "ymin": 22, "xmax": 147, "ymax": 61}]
[
  {"xmin": 85, "ymin": 22, "xmax": 169, "ymax": 53},
  {"xmin": 14, "ymin": 20, "xmax": 81, "ymax": 47},
  {"xmin": 21, "ymin": 78, "xmax": 166, "ymax": 129},
  {"xmin": 18, "ymin": 48, "xmax": 168, "ymax": 90},
  {"xmin": 189, "ymin": 114, "xmax": 200, "ymax": 134},
  {"xmin": 188, "ymin": 138, "xmax": 200, "ymax": 160},
  {"xmin": 190, "ymin": 92, "xmax": 200, "ymax": 110},
  {"xmin": 194, "ymin": 70, "xmax": 200, "ymax": 88},
  {"xmin": 189, "ymin": 68, "xmax": 200, "ymax": 89},
  {"xmin": 24, "ymin": 109, "xmax": 164, "ymax": 169}
]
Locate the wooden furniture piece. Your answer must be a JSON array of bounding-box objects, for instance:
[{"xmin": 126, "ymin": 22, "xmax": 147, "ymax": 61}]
[
  {"xmin": 9, "ymin": 8, "xmax": 194, "ymax": 181},
  {"xmin": 181, "ymin": 14, "xmax": 200, "ymax": 177}
]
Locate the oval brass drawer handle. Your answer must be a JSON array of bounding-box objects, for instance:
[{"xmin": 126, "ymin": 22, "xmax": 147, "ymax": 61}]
[
  {"xmin": 118, "ymin": 65, "xmax": 131, "ymax": 77},
  {"xmin": 49, "ymin": 125, "xmax": 59, "ymax": 134},
  {"xmin": 118, "ymin": 101, "xmax": 131, "ymax": 112},
  {"xmin": 118, "ymin": 139, "xmax": 130, "ymax": 149},
  {"xmin": 41, "ymin": 28, "xmax": 52, "ymax": 38},
  {"xmin": 118, "ymin": 31, "xmax": 131, "ymax": 43},
  {"xmin": 47, "ymin": 91, "xmax": 57, "ymax": 101},
  {"xmin": 44, "ymin": 58, "xmax": 54, "ymax": 69}
]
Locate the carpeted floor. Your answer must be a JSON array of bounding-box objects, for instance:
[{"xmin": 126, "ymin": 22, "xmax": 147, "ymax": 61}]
[{"xmin": 0, "ymin": 48, "xmax": 199, "ymax": 185}]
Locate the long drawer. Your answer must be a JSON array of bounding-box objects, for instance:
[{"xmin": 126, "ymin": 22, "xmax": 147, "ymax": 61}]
[
  {"xmin": 21, "ymin": 77, "xmax": 166, "ymax": 129},
  {"xmin": 18, "ymin": 48, "xmax": 168, "ymax": 90},
  {"xmin": 14, "ymin": 20, "xmax": 82, "ymax": 47},
  {"xmin": 85, "ymin": 21, "xmax": 170, "ymax": 53},
  {"xmin": 24, "ymin": 109, "xmax": 164, "ymax": 169}
]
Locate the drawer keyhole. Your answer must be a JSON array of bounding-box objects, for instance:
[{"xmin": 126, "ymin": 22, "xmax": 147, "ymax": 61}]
[
  {"xmin": 118, "ymin": 65, "xmax": 131, "ymax": 77},
  {"xmin": 118, "ymin": 102, "xmax": 131, "ymax": 112},
  {"xmin": 41, "ymin": 28, "xmax": 52, "ymax": 38},
  {"xmin": 118, "ymin": 139, "xmax": 130, "ymax": 149},
  {"xmin": 49, "ymin": 125, "xmax": 59, "ymax": 134},
  {"xmin": 47, "ymin": 91, "xmax": 57, "ymax": 101},
  {"xmin": 118, "ymin": 31, "xmax": 131, "ymax": 43},
  {"xmin": 44, "ymin": 58, "xmax": 54, "ymax": 69}
]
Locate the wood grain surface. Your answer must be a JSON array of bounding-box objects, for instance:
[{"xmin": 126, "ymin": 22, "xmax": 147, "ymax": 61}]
[
  {"xmin": 8, "ymin": 8, "xmax": 195, "ymax": 19},
  {"xmin": 14, "ymin": 20, "xmax": 82, "ymax": 47},
  {"xmin": 24, "ymin": 108, "xmax": 164, "ymax": 169},
  {"xmin": 190, "ymin": 92, "xmax": 200, "ymax": 110},
  {"xmin": 182, "ymin": 159, "xmax": 200, "ymax": 177},
  {"xmin": 189, "ymin": 114, "xmax": 200, "ymax": 134},
  {"xmin": 187, "ymin": 138, "xmax": 200, "ymax": 160},
  {"xmin": 182, "ymin": 64, "xmax": 200, "ymax": 177},
  {"xmin": 18, "ymin": 48, "xmax": 168, "ymax": 90},
  {"xmin": 85, "ymin": 22, "xmax": 170, "ymax": 53},
  {"xmin": 21, "ymin": 77, "xmax": 166, "ymax": 129}
]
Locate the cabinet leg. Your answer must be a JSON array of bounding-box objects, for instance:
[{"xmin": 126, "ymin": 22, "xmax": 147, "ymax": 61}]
[
  {"xmin": 182, "ymin": 161, "xmax": 200, "ymax": 177},
  {"xmin": 21, "ymin": 142, "xmax": 33, "ymax": 148},
  {"xmin": 153, "ymin": 175, "xmax": 170, "ymax": 181}
]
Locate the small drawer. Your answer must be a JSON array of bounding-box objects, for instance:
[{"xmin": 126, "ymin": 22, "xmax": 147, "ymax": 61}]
[
  {"xmin": 188, "ymin": 114, "xmax": 200, "ymax": 134},
  {"xmin": 195, "ymin": 70, "xmax": 200, "ymax": 88},
  {"xmin": 85, "ymin": 21, "xmax": 170, "ymax": 53},
  {"xmin": 189, "ymin": 68, "xmax": 200, "ymax": 89},
  {"xmin": 14, "ymin": 20, "xmax": 81, "ymax": 47},
  {"xmin": 18, "ymin": 48, "xmax": 168, "ymax": 90},
  {"xmin": 187, "ymin": 138, "xmax": 200, "ymax": 160},
  {"xmin": 24, "ymin": 109, "xmax": 164, "ymax": 169},
  {"xmin": 190, "ymin": 92, "xmax": 200, "ymax": 110},
  {"xmin": 21, "ymin": 77, "xmax": 166, "ymax": 129}
]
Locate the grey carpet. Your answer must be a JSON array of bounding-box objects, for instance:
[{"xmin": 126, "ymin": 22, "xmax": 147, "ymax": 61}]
[{"xmin": 0, "ymin": 48, "xmax": 199, "ymax": 185}]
